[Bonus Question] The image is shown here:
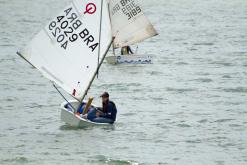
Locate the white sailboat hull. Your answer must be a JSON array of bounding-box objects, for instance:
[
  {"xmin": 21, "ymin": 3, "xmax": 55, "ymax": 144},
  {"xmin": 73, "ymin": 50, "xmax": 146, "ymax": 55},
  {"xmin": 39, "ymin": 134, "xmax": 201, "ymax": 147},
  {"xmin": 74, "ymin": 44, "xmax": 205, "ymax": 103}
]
[
  {"xmin": 60, "ymin": 100, "xmax": 111, "ymax": 127},
  {"xmin": 105, "ymin": 54, "xmax": 152, "ymax": 64}
]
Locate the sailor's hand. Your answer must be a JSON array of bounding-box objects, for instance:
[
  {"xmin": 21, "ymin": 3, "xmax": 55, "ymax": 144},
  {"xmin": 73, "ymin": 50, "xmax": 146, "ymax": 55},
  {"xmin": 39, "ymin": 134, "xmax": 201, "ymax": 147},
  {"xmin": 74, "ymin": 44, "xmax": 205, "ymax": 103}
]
[
  {"xmin": 81, "ymin": 114, "xmax": 88, "ymax": 119},
  {"xmin": 96, "ymin": 111, "xmax": 100, "ymax": 117},
  {"xmin": 96, "ymin": 107, "xmax": 102, "ymax": 111}
]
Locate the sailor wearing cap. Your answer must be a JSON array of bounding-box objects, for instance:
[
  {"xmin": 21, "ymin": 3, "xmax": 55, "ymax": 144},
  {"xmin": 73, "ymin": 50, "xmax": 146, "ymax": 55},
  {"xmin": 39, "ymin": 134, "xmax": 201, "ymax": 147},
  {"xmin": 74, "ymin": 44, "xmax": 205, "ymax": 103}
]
[{"xmin": 83, "ymin": 92, "xmax": 117, "ymax": 124}]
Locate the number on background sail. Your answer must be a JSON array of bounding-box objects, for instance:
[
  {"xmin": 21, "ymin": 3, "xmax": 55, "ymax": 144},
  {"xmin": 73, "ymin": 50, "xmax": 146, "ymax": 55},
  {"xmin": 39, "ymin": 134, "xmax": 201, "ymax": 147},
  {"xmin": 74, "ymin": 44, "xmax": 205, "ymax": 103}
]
[
  {"xmin": 109, "ymin": 0, "xmax": 158, "ymax": 48},
  {"xmin": 20, "ymin": 0, "xmax": 112, "ymax": 99}
]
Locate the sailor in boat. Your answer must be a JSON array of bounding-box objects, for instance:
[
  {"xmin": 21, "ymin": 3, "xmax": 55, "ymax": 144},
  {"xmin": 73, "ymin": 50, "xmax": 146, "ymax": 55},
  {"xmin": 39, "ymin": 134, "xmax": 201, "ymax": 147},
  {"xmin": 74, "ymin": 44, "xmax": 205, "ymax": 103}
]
[
  {"xmin": 121, "ymin": 45, "xmax": 133, "ymax": 55},
  {"xmin": 81, "ymin": 92, "xmax": 117, "ymax": 124}
]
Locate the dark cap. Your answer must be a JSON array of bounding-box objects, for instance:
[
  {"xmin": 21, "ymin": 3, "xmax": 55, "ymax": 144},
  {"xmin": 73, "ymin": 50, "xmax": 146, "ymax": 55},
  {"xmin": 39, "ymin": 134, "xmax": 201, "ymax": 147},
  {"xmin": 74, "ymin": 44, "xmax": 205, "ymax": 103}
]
[{"xmin": 100, "ymin": 92, "xmax": 109, "ymax": 98}]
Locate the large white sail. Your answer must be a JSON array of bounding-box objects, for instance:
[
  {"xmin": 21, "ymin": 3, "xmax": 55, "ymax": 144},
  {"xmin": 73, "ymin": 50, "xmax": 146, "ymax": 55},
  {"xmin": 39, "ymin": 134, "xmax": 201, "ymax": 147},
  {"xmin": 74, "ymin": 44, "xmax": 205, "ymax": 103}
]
[
  {"xmin": 19, "ymin": 0, "xmax": 112, "ymax": 100},
  {"xmin": 109, "ymin": 0, "xmax": 158, "ymax": 48}
]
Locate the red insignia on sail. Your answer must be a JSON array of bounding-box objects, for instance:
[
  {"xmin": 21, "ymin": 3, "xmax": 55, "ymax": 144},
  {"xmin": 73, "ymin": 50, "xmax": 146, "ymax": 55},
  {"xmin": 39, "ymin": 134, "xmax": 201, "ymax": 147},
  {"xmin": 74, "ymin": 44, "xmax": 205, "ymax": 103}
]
[
  {"xmin": 72, "ymin": 89, "xmax": 76, "ymax": 96},
  {"xmin": 84, "ymin": 3, "xmax": 96, "ymax": 15}
]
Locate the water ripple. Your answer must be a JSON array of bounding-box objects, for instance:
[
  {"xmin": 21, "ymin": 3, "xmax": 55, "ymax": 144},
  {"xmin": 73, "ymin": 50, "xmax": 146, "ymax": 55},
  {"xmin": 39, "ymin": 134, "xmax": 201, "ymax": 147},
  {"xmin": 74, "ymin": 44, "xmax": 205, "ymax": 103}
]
[{"xmin": 222, "ymin": 87, "xmax": 247, "ymax": 93}]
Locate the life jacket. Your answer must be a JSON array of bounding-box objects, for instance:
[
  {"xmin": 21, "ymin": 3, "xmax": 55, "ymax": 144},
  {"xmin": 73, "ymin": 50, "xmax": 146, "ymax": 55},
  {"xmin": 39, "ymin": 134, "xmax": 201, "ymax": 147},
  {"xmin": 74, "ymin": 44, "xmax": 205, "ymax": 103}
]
[
  {"xmin": 109, "ymin": 101, "xmax": 116, "ymax": 110},
  {"xmin": 102, "ymin": 101, "xmax": 117, "ymax": 113}
]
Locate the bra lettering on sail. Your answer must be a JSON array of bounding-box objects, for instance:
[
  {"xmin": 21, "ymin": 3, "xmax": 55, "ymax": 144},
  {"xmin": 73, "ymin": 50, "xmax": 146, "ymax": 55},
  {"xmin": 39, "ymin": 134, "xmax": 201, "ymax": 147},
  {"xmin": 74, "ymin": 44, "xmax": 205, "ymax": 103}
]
[{"xmin": 79, "ymin": 29, "xmax": 99, "ymax": 52}]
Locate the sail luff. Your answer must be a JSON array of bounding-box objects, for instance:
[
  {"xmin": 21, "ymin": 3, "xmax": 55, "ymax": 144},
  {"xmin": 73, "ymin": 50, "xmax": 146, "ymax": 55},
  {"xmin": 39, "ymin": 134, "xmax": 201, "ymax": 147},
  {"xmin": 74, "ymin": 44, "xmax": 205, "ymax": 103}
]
[
  {"xmin": 107, "ymin": 2, "xmax": 116, "ymax": 56},
  {"xmin": 96, "ymin": 0, "xmax": 104, "ymax": 76}
]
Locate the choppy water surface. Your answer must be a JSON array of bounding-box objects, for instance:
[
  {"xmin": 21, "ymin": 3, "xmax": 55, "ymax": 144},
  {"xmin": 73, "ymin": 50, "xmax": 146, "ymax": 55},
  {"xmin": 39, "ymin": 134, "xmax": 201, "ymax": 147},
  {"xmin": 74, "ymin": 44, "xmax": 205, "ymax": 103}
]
[{"xmin": 0, "ymin": 0, "xmax": 247, "ymax": 164}]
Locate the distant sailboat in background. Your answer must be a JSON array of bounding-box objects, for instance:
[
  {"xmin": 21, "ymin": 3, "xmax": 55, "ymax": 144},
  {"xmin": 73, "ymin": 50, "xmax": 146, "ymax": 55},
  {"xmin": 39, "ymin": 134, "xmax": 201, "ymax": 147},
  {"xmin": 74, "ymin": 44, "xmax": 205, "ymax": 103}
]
[
  {"xmin": 106, "ymin": 0, "xmax": 158, "ymax": 64},
  {"xmin": 17, "ymin": 0, "xmax": 157, "ymax": 127}
]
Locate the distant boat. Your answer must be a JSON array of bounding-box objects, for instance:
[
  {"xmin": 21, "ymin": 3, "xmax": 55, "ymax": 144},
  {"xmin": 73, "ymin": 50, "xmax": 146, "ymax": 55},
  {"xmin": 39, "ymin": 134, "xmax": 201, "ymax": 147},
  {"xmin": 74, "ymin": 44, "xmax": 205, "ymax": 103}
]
[
  {"xmin": 106, "ymin": 0, "xmax": 158, "ymax": 64},
  {"xmin": 17, "ymin": 0, "xmax": 156, "ymax": 126},
  {"xmin": 105, "ymin": 53, "xmax": 152, "ymax": 65}
]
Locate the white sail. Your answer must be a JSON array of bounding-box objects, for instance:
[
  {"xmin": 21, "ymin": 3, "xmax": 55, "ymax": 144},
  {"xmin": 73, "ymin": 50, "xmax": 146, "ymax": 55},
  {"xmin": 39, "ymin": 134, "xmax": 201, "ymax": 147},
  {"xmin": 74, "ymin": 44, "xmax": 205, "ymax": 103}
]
[
  {"xmin": 109, "ymin": 0, "xmax": 158, "ymax": 48},
  {"xmin": 19, "ymin": 0, "xmax": 112, "ymax": 100}
]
